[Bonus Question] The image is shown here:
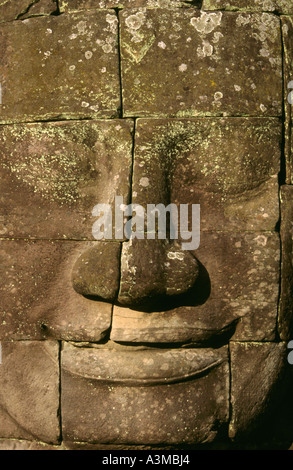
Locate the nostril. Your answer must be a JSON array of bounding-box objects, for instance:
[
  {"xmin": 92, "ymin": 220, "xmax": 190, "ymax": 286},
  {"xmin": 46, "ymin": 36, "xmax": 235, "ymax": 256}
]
[{"xmin": 71, "ymin": 242, "xmax": 121, "ymax": 302}]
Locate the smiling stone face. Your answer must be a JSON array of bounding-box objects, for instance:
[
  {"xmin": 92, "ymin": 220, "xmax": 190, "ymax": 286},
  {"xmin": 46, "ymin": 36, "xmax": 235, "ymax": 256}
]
[{"xmin": 0, "ymin": 1, "xmax": 292, "ymax": 450}]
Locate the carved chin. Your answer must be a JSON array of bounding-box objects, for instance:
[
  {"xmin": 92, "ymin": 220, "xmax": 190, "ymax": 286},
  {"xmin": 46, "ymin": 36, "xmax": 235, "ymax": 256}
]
[{"xmin": 61, "ymin": 343, "xmax": 230, "ymax": 445}]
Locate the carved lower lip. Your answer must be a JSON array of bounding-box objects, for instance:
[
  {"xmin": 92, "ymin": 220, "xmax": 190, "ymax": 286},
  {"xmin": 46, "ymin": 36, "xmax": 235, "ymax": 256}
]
[{"xmin": 62, "ymin": 343, "xmax": 227, "ymax": 386}]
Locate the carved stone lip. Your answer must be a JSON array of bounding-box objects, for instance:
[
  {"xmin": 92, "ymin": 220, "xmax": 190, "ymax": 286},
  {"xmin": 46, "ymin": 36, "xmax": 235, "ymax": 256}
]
[
  {"xmin": 62, "ymin": 343, "xmax": 227, "ymax": 386},
  {"xmin": 110, "ymin": 305, "xmax": 239, "ymax": 345}
]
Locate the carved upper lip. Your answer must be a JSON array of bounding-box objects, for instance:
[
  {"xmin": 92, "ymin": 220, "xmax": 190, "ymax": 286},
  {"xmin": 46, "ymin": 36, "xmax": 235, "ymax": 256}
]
[{"xmin": 62, "ymin": 343, "xmax": 227, "ymax": 386}]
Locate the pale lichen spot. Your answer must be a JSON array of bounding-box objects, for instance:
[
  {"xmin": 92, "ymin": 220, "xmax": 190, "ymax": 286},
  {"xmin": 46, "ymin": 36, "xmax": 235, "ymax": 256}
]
[
  {"xmin": 139, "ymin": 177, "xmax": 149, "ymax": 187},
  {"xmin": 197, "ymin": 40, "xmax": 213, "ymax": 58},
  {"xmin": 167, "ymin": 251, "xmax": 184, "ymax": 261},
  {"xmin": 179, "ymin": 63, "xmax": 187, "ymax": 72},
  {"xmin": 260, "ymin": 48, "xmax": 270, "ymax": 57},
  {"xmin": 236, "ymin": 14, "xmax": 251, "ymax": 27},
  {"xmin": 90, "ymin": 105, "xmax": 99, "ymax": 112},
  {"xmin": 125, "ymin": 12, "xmax": 146, "ymax": 31},
  {"xmin": 254, "ymin": 235, "xmax": 268, "ymax": 247},
  {"xmin": 234, "ymin": 85, "xmax": 241, "ymax": 92},
  {"xmin": 76, "ymin": 21, "xmax": 87, "ymax": 35},
  {"xmin": 158, "ymin": 41, "xmax": 166, "ymax": 49},
  {"xmin": 214, "ymin": 91, "xmax": 223, "ymax": 100},
  {"xmin": 190, "ymin": 11, "xmax": 222, "ymax": 35},
  {"xmin": 102, "ymin": 44, "xmax": 112, "ymax": 54},
  {"xmin": 106, "ymin": 14, "xmax": 118, "ymax": 24},
  {"xmin": 85, "ymin": 51, "xmax": 93, "ymax": 59},
  {"xmin": 283, "ymin": 23, "xmax": 289, "ymax": 35},
  {"xmin": 212, "ymin": 31, "xmax": 223, "ymax": 43}
]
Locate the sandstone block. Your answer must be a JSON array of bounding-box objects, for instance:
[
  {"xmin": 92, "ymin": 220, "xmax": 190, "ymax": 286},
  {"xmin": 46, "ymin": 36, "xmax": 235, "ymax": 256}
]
[
  {"xmin": 0, "ymin": 11, "xmax": 121, "ymax": 123},
  {"xmin": 279, "ymin": 186, "xmax": 293, "ymax": 340},
  {"xmin": 0, "ymin": 0, "xmax": 57, "ymax": 23},
  {"xmin": 229, "ymin": 342, "xmax": 288, "ymax": 441},
  {"xmin": 282, "ymin": 16, "xmax": 293, "ymax": 183},
  {"xmin": 0, "ymin": 340, "xmax": 60, "ymax": 443},
  {"xmin": 0, "ymin": 240, "xmax": 114, "ymax": 341},
  {"xmin": 132, "ymin": 118, "xmax": 281, "ymax": 232},
  {"xmin": 120, "ymin": 10, "xmax": 282, "ymax": 117},
  {"xmin": 203, "ymin": 0, "xmax": 293, "ymax": 14},
  {"xmin": 0, "ymin": 120, "xmax": 133, "ymax": 239},
  {"xmin": 60, "ymin": 0, "xmax": 187, "ymax": 11}
]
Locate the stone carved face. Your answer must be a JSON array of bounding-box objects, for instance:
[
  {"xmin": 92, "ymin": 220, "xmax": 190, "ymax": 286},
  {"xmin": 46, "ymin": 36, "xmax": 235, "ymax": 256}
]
[{"xmin": 0, "ymin": 1, "xmax": 293, "ymax": 450}]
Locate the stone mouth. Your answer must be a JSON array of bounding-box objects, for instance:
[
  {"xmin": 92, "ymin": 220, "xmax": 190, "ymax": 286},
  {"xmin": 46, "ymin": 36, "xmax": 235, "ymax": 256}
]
[{"xmin": 61, "ymin": 343, "xmax": 227, "ymax": 386}]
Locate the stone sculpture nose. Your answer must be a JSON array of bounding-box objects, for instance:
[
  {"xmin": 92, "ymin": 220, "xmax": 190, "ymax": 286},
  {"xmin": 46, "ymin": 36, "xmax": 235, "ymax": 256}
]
[{"xmin": 72, "ymin": 238, "xmax": 200, "ymax": 308}]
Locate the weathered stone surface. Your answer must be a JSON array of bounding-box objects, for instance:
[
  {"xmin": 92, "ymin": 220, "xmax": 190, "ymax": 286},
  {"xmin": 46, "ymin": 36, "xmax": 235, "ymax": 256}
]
[
  {"xmin": 20, "ymin": 0, "xmax": 58, "ymax": 18},
  {"xmin": 203, "ymin": 0, "xmax": 293, "ymax": 14},
  {"xmin": 133, "ymin": 118, "xmax": 281, "ymax": 232},
  {"xmin": 72, "ymin": 242, "xmax": 121, "ymax": 300},
  {"xmin": 278, "ymin": 186, "xmax": 293, "ymax": 340},
  {"xmin": 111, "ymin": 232, "xmax": 280, "ymax": 343},
  {"xmin": 0, "ymin": 11, "xmax": 120, "ymax": 123},
  {"xmin": 1, "ymin": 233, "xmax": 279, "ymax": 344},
  {"xmin": 0, "ymin": 120, "xmax": 133, "ymax": 239},
  {"xmin": 61, "ymin": 342, "xmax": 229, "ymax": 444},
  {"xmin": 0, "ymin": 341, "xmax": 59, "ymax": 443},
  {"xmin": 0, "ymin": 0, "xmax": 57, "ymax": 23},
  {"xmin": 0, "ymin": 240, "xmax": 113, "ymax": 341},
  {"xmin": 282, "ymin": 16, "xmax": 293, "ymax": 184},
  {"xmin": 229, "ymin": 342, "xmax": 288, "ymax": 440},
  {"xmin": 0, "ymin": 439, "xmax": 62, "ymax": 450},
  {"xmin": 63, "ymin": 442, "xmax": 166, "ymax": 449},
  {"xmin": 120, "ymin": 10, "xmax": 282, "ymax": 117},
  {"xmin": 60, "ymin": 0, "xmax": 188, "ymax": 10},
  {"xmin": 118, "ymin": 239, "xmax": 200, "ymax": 307}
]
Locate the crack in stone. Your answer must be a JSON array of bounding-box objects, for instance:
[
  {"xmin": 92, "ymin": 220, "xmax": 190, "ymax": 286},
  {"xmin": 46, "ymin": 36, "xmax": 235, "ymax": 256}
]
[{"xmin": 16, "ymin": 0, "xmax": 41, "ymax": 20}]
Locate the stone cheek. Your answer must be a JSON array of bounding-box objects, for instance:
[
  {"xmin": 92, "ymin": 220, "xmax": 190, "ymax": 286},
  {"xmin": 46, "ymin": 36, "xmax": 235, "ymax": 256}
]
[
  {"xmin": 0, "ymin": 341, "xmax": 60, "ymax": 443},
  {"xmin": 0, "ymin": 11, "xmax": 121, "ymax": 123},
  {"xmin": 229, "ymin": 342, "xmax": 288, "ymax": 440},
  {"xmin": 120, "ymin": 9, "xmax": 282, "ymax": 117},
  {"xmin": 0, "ymin": 240, "xmax": 113, "ymax": 341}
]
